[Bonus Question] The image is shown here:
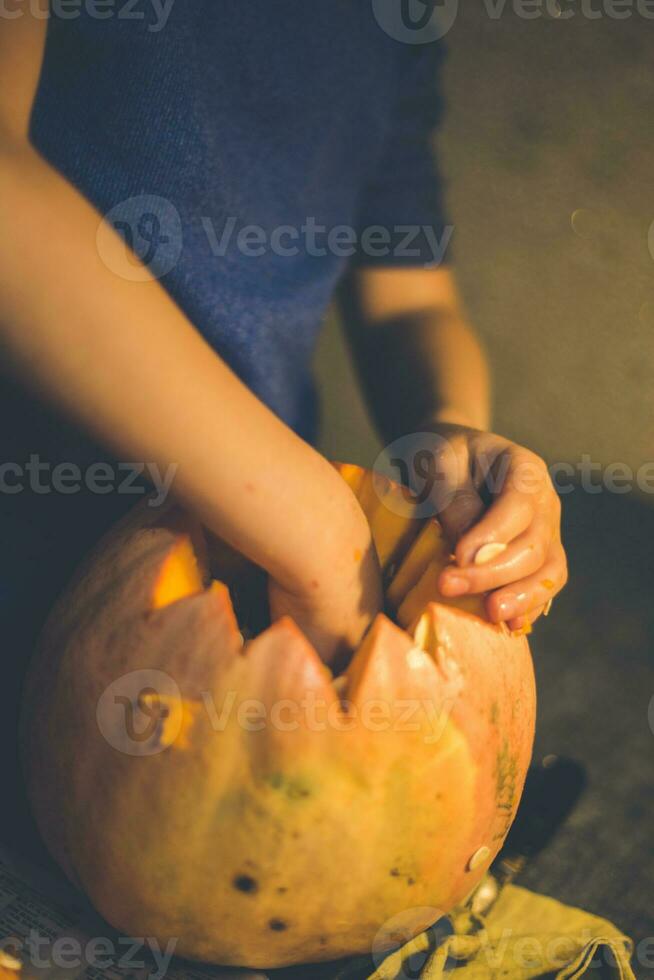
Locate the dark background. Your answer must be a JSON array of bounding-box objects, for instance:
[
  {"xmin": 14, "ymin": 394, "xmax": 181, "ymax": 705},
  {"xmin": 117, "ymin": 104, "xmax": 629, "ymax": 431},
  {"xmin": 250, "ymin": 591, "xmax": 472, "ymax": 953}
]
[
  {"xmin": 316, "ymin": 4, "xmax": 654, "ymax": 975},
  {"xmin": 318, "ymin": 2, "xmax": 654, "ymax": 472}
]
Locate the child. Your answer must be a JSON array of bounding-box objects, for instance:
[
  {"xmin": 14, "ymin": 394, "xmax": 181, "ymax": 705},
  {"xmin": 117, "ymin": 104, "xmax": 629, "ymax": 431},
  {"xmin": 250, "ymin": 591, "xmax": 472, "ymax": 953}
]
[{"xmin": 0, "ymin": 1, "xmax": 566, "ymax": 669}]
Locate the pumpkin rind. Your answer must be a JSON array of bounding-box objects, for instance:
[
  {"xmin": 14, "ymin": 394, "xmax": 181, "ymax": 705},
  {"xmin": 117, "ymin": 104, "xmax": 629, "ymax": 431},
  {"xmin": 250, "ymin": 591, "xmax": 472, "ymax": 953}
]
[{"xmin": 21, "ymin": 470, "xmax": 536, "ymax": 968}]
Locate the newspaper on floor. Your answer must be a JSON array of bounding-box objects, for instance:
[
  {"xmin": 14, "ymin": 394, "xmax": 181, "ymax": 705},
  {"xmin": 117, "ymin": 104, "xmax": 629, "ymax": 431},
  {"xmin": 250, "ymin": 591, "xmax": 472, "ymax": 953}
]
[{"xmin": 0, "ymin": 845, "xmax": 267, "ymax": 980}]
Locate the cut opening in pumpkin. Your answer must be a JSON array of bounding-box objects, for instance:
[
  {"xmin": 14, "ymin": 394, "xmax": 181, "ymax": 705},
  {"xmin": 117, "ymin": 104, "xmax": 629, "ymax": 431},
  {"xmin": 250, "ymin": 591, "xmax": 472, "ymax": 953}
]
[
  {"xmin": 151, "ymin": 535, "xmax": 204, "ymax": 609},
  {"xmin": 333, "ymin": 462, "xmax": 488, "ymax": 626},
  {"xmin": 152, "ymin": 466, "xmax": 490, "ymax": 633}
]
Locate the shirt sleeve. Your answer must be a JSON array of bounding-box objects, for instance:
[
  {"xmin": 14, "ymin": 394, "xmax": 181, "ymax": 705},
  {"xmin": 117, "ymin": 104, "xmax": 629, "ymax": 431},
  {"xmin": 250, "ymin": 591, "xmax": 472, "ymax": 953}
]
[{"xmin": 353, "ymin": 40, "xmax": 452, "ymax": 268}]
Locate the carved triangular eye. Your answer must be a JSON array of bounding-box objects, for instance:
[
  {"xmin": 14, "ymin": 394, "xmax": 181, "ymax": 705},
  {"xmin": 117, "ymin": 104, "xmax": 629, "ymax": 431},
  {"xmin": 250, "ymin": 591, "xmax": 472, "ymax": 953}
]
[{"xmin": 151, "ymin": 535, "xmax": 205, "ymax": 609}]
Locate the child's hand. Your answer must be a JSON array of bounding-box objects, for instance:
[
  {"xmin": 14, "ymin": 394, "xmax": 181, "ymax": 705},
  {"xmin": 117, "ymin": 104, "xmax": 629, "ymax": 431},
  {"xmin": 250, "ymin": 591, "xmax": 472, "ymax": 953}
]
[
  {"xmin": 268, "ymin": 511, "xmax": 383, "ymax": 666},
  {"xmin": 411, "ymin": 422, "xmax": 567, "ymax": 630}
]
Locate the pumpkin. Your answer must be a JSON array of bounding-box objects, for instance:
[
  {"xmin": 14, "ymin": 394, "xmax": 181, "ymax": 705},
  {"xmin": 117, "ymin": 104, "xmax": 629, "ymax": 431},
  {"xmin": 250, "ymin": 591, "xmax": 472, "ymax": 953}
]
[{"xmin": 20, "ymin": 464, "xmax": 535, "ymax": 969}]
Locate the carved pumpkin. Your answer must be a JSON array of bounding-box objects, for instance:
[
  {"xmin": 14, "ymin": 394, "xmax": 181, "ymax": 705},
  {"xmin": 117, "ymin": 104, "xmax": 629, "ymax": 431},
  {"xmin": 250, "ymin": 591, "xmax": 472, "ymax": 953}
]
[{"xmin": 21, "ymin": 464, "xmax": 535, "ymax": 968}]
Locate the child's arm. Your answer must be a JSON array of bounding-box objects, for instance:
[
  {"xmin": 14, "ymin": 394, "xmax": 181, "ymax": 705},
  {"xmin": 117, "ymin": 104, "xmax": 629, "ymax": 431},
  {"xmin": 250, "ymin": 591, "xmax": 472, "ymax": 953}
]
[
  {"xmin": 339, "ymin": 265, "xmax": 568, "ymax": 631},
  {"xmin": 0, "ymin": 9, "xmax": 381, "ymax": 662},
  {"xmin": 340, "ymin": 265, "xmax": 491, "ymax": 434}
]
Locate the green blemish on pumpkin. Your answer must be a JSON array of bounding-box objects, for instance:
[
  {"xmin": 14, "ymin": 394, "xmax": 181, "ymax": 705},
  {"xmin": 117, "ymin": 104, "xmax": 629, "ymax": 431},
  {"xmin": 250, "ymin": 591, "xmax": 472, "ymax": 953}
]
[
  {"xmin": 266, "ymin": 772, "xmax": 313, "ymax": 800},
  {"xmin": 490, "ymin": 700, "xmax": 499, "ymax": 726},
  {"xmin": 494, "ymin": 738, "xmax": 519, "ymax": 841}
]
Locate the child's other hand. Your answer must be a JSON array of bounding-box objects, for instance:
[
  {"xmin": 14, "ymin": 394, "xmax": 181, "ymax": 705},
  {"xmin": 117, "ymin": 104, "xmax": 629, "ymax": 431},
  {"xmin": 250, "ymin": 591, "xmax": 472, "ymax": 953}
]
[
  {"xmin": 413, "ymin": 422, "xmax": 567, "ymax": 631},
  {"xmin": 268, "ymin": 506, "xmax": 383, "ymax": 667}
]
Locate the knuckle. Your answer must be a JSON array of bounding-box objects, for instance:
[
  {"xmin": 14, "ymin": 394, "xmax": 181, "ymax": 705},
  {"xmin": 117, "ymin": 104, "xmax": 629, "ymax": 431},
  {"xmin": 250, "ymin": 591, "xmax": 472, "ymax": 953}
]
[
  {"xmin": 550, "ymin": 489, "xmax": 563, "ymax": 517},
  {"xmin": 518, "ymin": 590, "xmax": 533, "ymax": 610},
  {"xmin": 530, "ymin": 537, "xmax": 548, "ymax": 567},
  {"xmin": 520, "ymin": 447, "xmax": 547, "ymax": 472},
  {"xmin": 552, "ymin": 549, "xmax": 569, "ymax": 589}
]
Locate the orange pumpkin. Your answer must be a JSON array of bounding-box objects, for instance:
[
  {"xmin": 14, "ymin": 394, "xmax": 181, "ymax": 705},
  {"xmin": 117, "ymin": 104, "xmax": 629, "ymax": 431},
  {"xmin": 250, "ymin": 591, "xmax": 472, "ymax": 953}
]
[{"xmin": 21, "ymin": 464, "xmax": 535, "ymax": 968}]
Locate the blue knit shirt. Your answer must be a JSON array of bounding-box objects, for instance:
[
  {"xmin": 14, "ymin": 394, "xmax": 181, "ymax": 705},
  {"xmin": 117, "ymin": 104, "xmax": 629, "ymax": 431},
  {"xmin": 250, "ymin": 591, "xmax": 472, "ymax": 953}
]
[{"xmin": 2, "ymin": 0, "xmax": 448, "ymax": 612}]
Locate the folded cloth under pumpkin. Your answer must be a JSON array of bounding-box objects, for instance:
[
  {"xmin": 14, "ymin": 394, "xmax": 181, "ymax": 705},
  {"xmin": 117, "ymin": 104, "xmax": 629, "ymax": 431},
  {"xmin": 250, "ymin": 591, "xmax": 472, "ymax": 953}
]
[{"xmin": 271, "ymin": 883, "xmax": 635, "ymax": 980}]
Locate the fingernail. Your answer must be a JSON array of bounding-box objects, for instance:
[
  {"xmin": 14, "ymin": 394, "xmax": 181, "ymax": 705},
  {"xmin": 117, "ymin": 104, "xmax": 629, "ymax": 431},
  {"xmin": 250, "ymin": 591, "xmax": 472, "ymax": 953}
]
[
  {"xmin": 441, "ymin": 574, "xmax": 469, "ymax": 596},
  {"xmin": 474, "ymin": 542, "xmax": 507, "ymax": 566}
]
